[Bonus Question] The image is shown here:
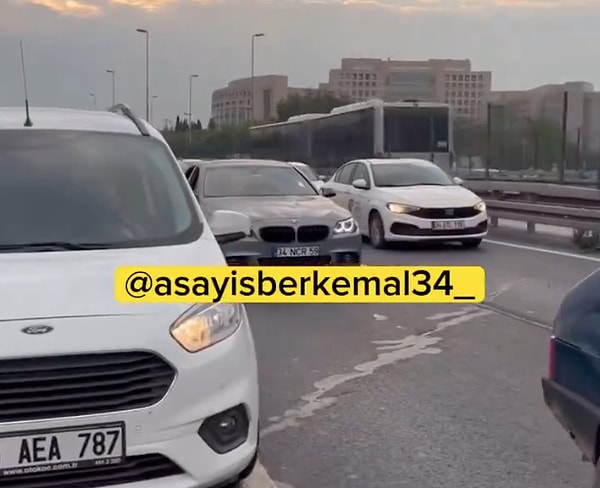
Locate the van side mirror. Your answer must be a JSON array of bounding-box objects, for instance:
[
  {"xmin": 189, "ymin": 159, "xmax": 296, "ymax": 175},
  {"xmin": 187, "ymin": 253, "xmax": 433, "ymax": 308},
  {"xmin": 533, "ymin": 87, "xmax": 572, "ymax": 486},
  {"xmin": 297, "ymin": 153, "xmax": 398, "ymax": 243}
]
[
  {"xmin": 453, "ymin": 176, "xmax": 464, "ymax": 186},
  {"xmin": 321, "ymin": 187, "xmax": 336, "ymax": 198},
  {"xmin": 210, "ymin": 210, "xmax": 251, "ymax": 245}
]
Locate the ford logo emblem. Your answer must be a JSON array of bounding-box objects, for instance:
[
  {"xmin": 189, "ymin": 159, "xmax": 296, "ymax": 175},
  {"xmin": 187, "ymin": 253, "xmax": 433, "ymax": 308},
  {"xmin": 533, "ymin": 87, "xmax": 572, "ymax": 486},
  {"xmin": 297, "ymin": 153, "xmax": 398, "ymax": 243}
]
[{"xmin": 21, "ymin": 325, "xmax": 54, "ymax": 335}]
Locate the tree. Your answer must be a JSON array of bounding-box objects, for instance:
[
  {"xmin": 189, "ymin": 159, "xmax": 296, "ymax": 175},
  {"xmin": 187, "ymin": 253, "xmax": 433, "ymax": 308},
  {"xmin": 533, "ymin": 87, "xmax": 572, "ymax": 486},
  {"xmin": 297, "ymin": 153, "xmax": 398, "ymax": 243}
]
[
  {"xmin": 276, "ymin": 91, "xmax": 352, "ymax": 122},
  {"xmin": 175, "ymin": 115, "xmax": 182, "ymax": 131},
  {"xmin": 162, "ymin": 125, "xmax": 249, "ymax": 158},
  {"xmin": 208, "ymin": 118, "xmax": 217, "ymax": 130}
]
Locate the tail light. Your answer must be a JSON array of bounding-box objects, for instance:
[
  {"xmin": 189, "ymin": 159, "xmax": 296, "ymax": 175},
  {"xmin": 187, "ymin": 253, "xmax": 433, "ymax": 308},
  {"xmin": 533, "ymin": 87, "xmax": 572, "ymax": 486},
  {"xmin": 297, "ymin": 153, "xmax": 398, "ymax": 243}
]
[{"xmin": 548, "ymin": 335, "xmax": 557, "ymax": 380}]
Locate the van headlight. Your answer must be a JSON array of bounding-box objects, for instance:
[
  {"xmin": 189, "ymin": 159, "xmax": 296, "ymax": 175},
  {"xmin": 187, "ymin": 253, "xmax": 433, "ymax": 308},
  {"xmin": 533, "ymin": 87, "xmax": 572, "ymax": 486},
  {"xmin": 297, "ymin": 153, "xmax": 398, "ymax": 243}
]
[
  {"xmin": 170, "ymin": 303, "xmax": 242, "ymax": 353},
  {"xmin": 474, "ymin": 201, "xmax": 486, "ymax": 212},
  {"xmin": 333, "ymin": 217, "xmax": 358, "ymax": 234}
]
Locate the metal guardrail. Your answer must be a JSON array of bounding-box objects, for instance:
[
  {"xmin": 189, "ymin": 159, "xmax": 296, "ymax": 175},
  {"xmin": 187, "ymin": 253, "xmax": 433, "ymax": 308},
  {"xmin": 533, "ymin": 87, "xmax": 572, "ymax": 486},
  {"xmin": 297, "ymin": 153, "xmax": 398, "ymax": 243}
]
[{"xmin": 463, "ymin": 180, "xmax": 600, "ymax": 232}]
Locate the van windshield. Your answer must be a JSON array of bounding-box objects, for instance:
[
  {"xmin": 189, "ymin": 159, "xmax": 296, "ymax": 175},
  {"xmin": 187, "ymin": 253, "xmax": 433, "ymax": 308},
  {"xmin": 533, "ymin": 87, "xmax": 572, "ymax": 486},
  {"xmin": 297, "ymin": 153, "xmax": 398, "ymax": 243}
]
[{"xmin": 0, "ymin": 130, "xmax": 202, "ymax": 252}]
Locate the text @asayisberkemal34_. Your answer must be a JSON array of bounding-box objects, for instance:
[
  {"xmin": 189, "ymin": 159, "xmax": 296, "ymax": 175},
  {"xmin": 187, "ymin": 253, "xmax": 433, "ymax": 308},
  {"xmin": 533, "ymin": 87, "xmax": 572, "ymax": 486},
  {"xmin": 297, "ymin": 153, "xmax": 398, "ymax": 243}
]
[{"xmin": 114, "ymin": 266, "xmax": 486, "ymax": 304}]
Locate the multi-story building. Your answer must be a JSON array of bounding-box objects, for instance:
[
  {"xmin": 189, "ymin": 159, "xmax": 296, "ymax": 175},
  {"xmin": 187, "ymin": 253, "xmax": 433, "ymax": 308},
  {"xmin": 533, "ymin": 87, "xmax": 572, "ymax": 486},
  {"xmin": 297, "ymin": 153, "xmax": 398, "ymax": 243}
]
[
  {"xmin": 210, "ymin": 75, "xmax": 327, "ymax": 127},
  {"xmin": 324, "ymin": 58, "xmax": 492, "ymax": 123},
  {"xmin": 491, "ymin": 81, "xmax": 600, "ymax": 152}
]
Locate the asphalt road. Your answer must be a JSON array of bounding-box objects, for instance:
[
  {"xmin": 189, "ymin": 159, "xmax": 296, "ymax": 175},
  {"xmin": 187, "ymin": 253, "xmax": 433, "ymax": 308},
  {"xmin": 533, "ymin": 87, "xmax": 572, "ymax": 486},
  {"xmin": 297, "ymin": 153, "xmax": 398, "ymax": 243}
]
[{"xmin": 247, "ymin": 231, "xmax": 599, "ymax": 488}]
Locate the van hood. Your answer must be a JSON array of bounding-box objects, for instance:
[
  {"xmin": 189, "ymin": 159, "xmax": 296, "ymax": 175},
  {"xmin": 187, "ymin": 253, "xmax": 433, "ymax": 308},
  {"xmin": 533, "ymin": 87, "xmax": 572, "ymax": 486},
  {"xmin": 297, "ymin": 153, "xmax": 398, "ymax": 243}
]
[
  {"xmin": 0, "ymin": 237, "xmax": 224, "ymax": 321},
  {"xmin": 378, "ymin": 185, "xmax": 481, "ymax": 208}
]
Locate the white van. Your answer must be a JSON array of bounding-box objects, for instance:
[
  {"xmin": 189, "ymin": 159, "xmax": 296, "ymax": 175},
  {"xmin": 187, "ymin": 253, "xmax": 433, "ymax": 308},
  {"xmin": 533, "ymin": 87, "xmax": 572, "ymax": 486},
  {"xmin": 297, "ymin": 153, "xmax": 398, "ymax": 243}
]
[{"xmin": 0, "ymin": 105, "xmax": 259, "ymax": 488}]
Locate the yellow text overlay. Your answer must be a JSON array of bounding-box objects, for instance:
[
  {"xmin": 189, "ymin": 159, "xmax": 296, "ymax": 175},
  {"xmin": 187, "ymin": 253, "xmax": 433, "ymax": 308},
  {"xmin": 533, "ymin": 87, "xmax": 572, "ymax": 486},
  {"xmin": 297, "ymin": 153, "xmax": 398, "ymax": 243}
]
[{"xmin": 115, "ymin": 266, "xmax": 485, "ymax": 304}]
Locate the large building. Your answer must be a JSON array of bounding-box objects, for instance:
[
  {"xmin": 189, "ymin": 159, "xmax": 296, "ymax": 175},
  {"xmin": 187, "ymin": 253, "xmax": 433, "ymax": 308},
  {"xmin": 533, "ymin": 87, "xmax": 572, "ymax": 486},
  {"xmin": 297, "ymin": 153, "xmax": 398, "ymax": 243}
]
[
  {"xmin": 210, "ymin": 75, "xmax": 327, "ymax": 127},
  {"xmin": 491, "ymin": 81, "xmax": 600, "ymax": 153},
  {"xmin": 324, "ymin": 58, "xmax": 492, "ymax": 123}
]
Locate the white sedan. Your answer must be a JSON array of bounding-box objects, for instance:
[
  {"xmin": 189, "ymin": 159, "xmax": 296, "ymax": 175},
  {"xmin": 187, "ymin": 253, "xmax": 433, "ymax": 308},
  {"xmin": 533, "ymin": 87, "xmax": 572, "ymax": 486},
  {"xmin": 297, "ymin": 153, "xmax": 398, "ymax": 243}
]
[
  {"xmin": 288, "ymin": 161, "xmax": 325, "ymax": 191},
  {"xmin": 321, "ymin": 158, "xmax": 488, "ymax": 249}
]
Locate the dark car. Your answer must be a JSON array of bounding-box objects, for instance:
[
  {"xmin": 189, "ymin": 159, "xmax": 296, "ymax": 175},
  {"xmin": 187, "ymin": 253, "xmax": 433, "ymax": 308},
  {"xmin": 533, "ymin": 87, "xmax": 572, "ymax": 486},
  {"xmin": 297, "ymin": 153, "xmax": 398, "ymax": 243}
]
[{"xmin": 542, "ymin": 269, "xmax": 600, "ymax": 486}]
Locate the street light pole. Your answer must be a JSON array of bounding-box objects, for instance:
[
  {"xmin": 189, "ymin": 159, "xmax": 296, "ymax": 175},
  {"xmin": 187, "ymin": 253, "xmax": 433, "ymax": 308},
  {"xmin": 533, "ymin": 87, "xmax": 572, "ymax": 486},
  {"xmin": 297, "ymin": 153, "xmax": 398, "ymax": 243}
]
[
  {"xmin": 250, "ymin": 33, "xmax": 265, "ymax": 123},
  {"xmin": 150, "ymin": 95, "xmax": 158, "ymax": 125},
  {"xmin": 106, "ymin": 69, "xmax": 115, "ymax": 106},
  {"xmin": 136, "ymin": 28, "xmax": 150, "ymax": 120},
  {"xmin": 188, "ymin": 74, "xmax": 199, "ymax": 146}
]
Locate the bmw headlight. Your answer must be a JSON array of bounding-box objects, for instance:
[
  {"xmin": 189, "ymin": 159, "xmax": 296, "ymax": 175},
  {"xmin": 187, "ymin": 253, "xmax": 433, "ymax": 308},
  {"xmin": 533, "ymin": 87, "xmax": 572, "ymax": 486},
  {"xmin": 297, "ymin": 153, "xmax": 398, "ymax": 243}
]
[
  {"xmin": 474, "ymin": 200, "xmax": 486, "ymax": 212},
  {"xmin": 170, "ymin": 303, "xmax": 242, "ymax": 353},
  {"xmin": 333, "ymin": 217, "xmax": 358, "ymax": 234},
  {"xmin": 386, "ymin": 202, "xmax": 420, "ymax": 214}
]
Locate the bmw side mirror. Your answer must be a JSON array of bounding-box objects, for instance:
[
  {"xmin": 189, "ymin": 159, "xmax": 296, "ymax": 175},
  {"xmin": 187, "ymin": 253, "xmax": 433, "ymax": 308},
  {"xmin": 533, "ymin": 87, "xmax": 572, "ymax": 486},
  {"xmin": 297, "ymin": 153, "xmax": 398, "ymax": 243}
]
[{"xmin": 210, "ymin": 210, "xmax": 251, "ymax": 245}]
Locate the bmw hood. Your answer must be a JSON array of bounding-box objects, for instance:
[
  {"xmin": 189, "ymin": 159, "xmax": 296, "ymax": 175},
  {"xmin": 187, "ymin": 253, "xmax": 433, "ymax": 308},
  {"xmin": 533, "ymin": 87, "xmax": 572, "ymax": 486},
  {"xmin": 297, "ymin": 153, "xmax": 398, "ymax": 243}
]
[
  {"xmin": 379, "ymin": 185, "xmax": 481, "ymax": 208},
  {"xmin": 201, "ymin": 195, "xmax": 351, "ymax": 222}
]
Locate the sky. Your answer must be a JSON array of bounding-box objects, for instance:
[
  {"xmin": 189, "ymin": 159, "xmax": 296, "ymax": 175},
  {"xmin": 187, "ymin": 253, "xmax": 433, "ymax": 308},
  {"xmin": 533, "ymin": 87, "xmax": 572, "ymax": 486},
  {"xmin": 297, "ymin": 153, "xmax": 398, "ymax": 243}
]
[{"xmin": 1, "ymin": 0, "xmax": 599, "ymax": 127}]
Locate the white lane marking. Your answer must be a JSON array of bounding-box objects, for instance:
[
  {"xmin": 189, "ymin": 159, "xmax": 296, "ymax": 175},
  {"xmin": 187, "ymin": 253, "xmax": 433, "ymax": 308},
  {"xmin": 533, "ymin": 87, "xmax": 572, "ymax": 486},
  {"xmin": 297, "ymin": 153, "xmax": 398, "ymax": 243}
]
[
  {"xmin": 243, "ymin": 462, "xmax": 279, "ymax": 488},
  {"xmin": 373, "ymin": 313, "xmax": 388, "ymax": 321},
  {"xmin": 484, "ymin": 238, "xmax": 600, "ymax": 262},
  {"xmin": 487, "ymin": 278, "xmax": 529, "ymax": 301},
  {"xmin": 260, "ymin": 307, "xmax": 493, "ymax": 438},
  {"xmin": 477, "ymin": 302, "xmax": 552, "ymax": 331},
  {"xmin": 425, "ymin": 306, "xmax": 479, "ymax": 321}
]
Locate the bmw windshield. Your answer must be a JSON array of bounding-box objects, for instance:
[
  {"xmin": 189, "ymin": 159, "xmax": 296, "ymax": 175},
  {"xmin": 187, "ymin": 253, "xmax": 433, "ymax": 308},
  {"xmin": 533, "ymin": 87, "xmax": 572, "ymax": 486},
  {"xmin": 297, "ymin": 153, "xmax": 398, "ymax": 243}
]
[
  {"xmin": 293, "ymin": 164, "xmax": 319, "ymax": 182},
  {"xmin": 203, "ymin": 165, "xmax": 318, "ymax": 197}
]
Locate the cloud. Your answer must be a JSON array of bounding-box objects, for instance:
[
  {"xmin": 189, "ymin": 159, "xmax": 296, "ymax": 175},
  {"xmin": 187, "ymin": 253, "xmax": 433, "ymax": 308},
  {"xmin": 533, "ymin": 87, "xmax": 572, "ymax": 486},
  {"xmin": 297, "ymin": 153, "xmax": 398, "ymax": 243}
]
[
  {"xmin": 30, "ymin": 0, "xmax": 101, "ymax": 16},
  {"xmin": 19, "ymin": 0, "xmax": 599, "ymax": 16},
  {"xmin": 109, "ymin": 0, "xmax": 177, "ymax": 11}
]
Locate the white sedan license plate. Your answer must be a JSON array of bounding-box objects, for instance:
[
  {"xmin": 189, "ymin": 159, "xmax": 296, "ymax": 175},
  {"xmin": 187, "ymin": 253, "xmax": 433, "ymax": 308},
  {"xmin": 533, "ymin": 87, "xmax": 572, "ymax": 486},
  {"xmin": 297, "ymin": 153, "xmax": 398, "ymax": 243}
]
[
  {"xmin": 0, "ymin": 422, "xmax": 125, "ymax": 477},
  {"xmin": 274, "ymin": 246, "xmax": 320, "ymax": 258},
  {"xmin": 432, "ymin": 220, "xmax": 465, "ymax": 230}
]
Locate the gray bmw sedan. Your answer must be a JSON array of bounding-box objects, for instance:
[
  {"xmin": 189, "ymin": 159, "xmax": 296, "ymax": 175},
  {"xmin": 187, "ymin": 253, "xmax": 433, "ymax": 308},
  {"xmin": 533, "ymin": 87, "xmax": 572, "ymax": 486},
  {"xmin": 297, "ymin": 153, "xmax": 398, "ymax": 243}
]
[{"xmin": 181, "ymin": 159, "xmax": 362, "ymax": 265}]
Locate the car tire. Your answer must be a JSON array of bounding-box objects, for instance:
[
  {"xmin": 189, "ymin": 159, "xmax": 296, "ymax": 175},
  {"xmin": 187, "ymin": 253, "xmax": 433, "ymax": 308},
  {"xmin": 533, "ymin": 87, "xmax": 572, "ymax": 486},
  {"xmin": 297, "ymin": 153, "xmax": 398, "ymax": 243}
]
[
  {"xmin": 369, "ymin": 212, "xmax": 387, "ymax": 249},
  {"xmin": 461, "ymin": 238, "xmax": 482, "ymax": 249}
]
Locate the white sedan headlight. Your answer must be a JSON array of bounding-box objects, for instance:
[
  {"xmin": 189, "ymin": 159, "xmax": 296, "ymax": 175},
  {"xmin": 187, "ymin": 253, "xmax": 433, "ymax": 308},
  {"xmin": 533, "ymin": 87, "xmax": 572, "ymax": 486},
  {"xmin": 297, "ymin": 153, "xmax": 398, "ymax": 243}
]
[
  {"xmin": 474, "ymin": 200, "xmax": 486, "ymax": 212},
  {"xmin": 386, "ymin": 202, "xmax": 420, "ymax": 214},
  {"xmin": 333, "ymin": 217, "xmax": 358, "ymax": 234},
  {"xmin": 170, "ymin": 303, "xmax": 242, "ymax": 353}
]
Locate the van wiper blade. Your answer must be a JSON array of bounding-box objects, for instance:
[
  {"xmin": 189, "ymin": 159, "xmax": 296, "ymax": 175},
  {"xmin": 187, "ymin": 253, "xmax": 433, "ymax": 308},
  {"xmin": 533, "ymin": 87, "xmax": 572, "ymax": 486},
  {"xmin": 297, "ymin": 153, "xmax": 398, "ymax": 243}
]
[{"xmin": 0, "ymin": 241, "xmax": 110, "ymax": 252}]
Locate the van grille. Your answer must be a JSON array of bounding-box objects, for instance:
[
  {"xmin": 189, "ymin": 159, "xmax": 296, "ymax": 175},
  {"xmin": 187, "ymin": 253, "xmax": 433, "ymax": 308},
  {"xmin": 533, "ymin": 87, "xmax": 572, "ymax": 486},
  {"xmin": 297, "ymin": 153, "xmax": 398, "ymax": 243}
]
[
  {"xmin": 0, "ymin": 351, "xmax": 176, "ymax": 422},
  {"xmin": 2, "ymin": 454, "xmax": 183, "ymax": 488}
]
